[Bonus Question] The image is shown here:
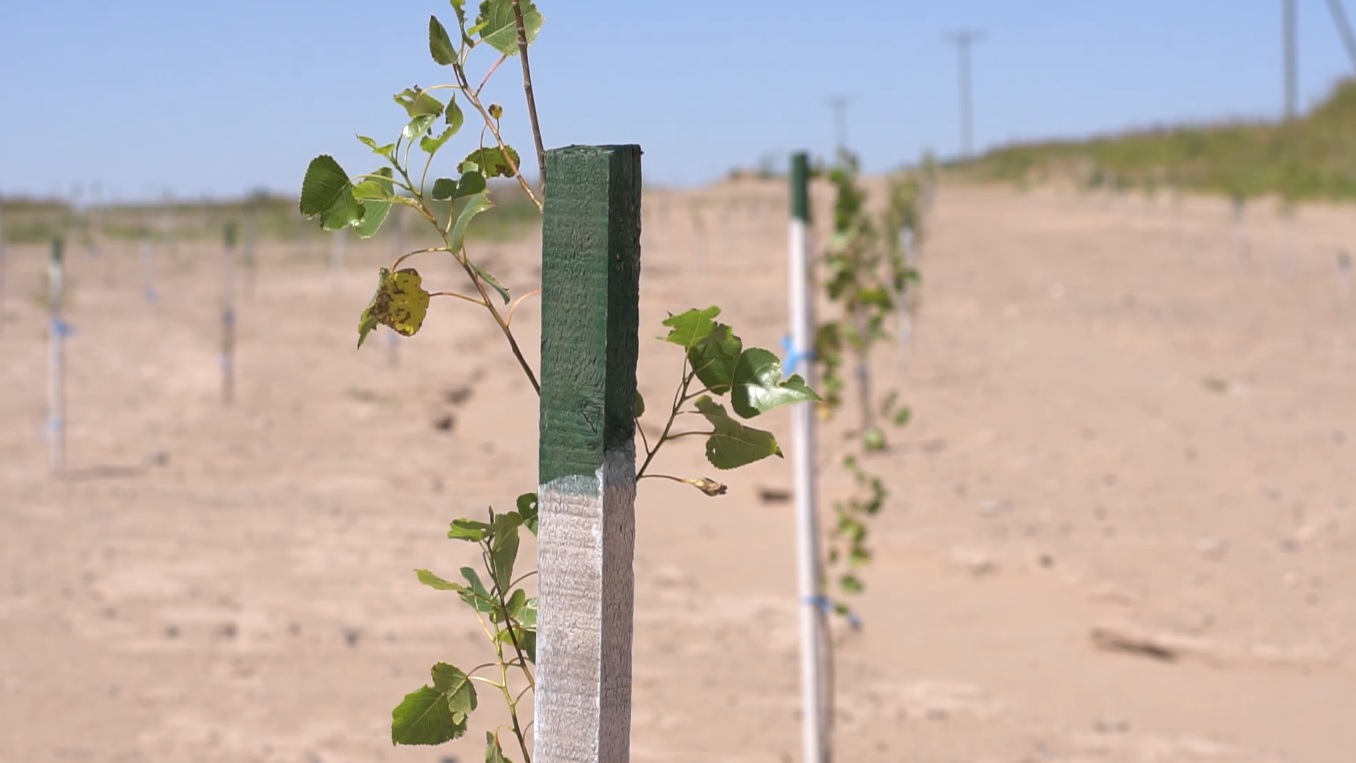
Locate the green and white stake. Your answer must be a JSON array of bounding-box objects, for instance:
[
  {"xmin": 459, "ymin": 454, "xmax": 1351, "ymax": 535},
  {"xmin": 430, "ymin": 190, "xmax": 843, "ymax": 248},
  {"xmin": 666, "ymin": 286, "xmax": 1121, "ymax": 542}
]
[
  {"xmin": 222, "ymin": 222, "xmax": 238, "ymax": 405},
  {"xmin": 536, "ymin": 144, "xmax": 641, "ymax": 763},
  {"xmin": 47, "ymin": 237, "xmax": 66, "ymax": 474},
  {"xmin": 1232, "ymin": 196, "xmax": 1248, "ymax": 265},
  {"xmin": 788, "ymin": 151, "xmax": 828, "ymax": 763}
]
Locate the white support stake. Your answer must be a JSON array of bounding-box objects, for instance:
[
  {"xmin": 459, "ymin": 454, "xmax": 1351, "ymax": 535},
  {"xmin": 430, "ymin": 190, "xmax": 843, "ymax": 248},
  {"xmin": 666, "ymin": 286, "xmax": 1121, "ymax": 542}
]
[
  {"xmin": 788, "ymin": 152, "xmax": 827, "ymax": 763},
  {"xmin": 48, "ymin": 238, "xmax": 66, "ymax": 474}
]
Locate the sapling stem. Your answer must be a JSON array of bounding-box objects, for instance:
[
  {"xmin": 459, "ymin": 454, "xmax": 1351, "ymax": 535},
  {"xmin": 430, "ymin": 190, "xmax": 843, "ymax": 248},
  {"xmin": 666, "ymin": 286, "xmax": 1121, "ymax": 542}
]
[{"xmin": 511, "ymin": 0, "xmax": 548, "ymax": 191}]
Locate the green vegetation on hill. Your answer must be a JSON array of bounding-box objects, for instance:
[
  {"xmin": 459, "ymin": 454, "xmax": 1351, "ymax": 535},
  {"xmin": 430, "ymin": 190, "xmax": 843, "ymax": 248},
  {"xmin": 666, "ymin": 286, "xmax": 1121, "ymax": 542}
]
[{"xmin": 963, "ymin": 78, "xmax": 1356, "ymax": 202}]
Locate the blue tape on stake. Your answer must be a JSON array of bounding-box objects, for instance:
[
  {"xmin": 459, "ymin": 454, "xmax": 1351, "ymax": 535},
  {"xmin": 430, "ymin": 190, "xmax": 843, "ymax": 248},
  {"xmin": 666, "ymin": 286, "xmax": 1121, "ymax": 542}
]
[
  {"xmin": 780, "ymin": 335, "xmax": 812, "ymax": 375},
  {"xmin": 802, "ymin": 594, "xmax": 862, "ymax": 631},
  {"xmin": 144, "ymin": 286, "xmax": 158, "ymax": 304},
  {"xmin": 50, "ymin": 318, "xmax": 74, "ymax": 337}
]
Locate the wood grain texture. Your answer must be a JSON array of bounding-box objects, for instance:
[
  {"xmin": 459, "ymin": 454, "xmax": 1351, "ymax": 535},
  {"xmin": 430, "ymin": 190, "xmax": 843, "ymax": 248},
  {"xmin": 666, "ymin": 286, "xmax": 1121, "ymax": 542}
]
[{"xmin": 537, "ymin": 144, "xmax": 642, "ymax": 763}]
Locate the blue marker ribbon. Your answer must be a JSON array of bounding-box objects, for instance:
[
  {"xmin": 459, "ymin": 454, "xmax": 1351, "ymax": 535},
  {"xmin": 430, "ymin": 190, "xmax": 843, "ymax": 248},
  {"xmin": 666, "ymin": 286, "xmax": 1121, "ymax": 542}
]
[{"xmin": 780, "ymin": 335, "xmax": 813, "ymax": 375}]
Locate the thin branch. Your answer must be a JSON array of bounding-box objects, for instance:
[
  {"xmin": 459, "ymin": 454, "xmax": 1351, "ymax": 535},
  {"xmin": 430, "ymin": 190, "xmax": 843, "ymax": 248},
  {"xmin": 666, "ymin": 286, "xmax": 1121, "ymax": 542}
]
[
  {"xmin": 506, "ymin": 288, "xmax": 541, "ymax": 327},
  {"xmin": 477, "ymin": 53, "xmax": 511, "ymax": 95},
  {"xmin": 428, "ymin": 290, "xmax": 489, "ymax": 307},
  {"xmin": 391, "ymin": 246, "xmax": 452, "ymax": 272},
  {"xmin": 510, "ymin": 0, "xmax": 548, "ymax": 192}
]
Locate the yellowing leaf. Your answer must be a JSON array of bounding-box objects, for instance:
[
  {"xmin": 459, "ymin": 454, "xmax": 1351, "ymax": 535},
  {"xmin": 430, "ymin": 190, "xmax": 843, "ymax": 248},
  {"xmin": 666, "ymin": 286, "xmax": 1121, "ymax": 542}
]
[{"xmin": 358, "ymin": 268, "xmax": 431, "ymax": 348}]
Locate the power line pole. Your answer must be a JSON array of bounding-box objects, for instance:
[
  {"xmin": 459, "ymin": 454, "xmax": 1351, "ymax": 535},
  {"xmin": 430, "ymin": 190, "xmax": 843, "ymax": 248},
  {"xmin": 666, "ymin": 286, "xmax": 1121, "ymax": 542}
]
[
  {"xmin": 1284, "ymin": 0, "xmax": 1298, "ymax": 120},
  {"xmin": 947, "ymin": 31, "xmax": 983, "ymax": 158},
  {"xmin": 827, "ymin": 95, "xmax": 850, "ymax": 154},
  {"xmin": 1325, "ymin": 0, "xmax": 1356, "ymax": 72}
]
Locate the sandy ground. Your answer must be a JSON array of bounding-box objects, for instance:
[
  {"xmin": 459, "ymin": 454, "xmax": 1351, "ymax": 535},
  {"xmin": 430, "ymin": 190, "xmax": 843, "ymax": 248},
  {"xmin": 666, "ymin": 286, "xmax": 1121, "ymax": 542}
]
[{"xmin": 1, "ymin": 180, "xmax": 1353, "ymax": 763}]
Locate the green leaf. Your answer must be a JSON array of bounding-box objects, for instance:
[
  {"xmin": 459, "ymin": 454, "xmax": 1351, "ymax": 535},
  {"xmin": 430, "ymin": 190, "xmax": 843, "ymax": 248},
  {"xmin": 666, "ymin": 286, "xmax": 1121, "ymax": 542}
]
[
  {"xmin": 403, "ymin": 113, "xmax": 437, "ymax": 141},
  {"xmin": 485, "ymin": 731, "xmax": 512, "ymax": 763},
  {"xmin": 353, "ymin": 167, "xmax": 394, "ymax": 239},
  {"xmin": 357, "ymin": 134, "xmax": 395, "ymax": 158},
  {"xmin": 448, "ymin": 518, "xmax": 491, "ymax": 541},
  {"xmin": 428, "ymin": 15, "xmax": 456, "ymax": 65},
  {"xmin": 451, "ymin": 192, "xmax": 494, "ymax": 253},
  {"xmin": 459, "ymin": 567, "xmax": 496, "ymax": 613},
  {"xmin": 445, "ymin": 97, "xmax": 465, "ymax": 129},
  {"xmin": 299, "ymin": 155, "xmax": 364, "ymax": 231},
  {"xmin": 634, "ymin": 390, "xmax": 645, "ymax": 418},
  {"xmin": 471, "ymin": 262, "xmax": 509, "ymax": 304},
  {"xmin": 433, "ymin": 662, "xmax": 477, "ymax": 715},
  {"xmin": 431, "ymin": 178, "xmax": 457, "ymax": 201},
  {"xmin": 892, "ymin": 406, "xmax": 912, "ymax": 427},
  {"xmin": 457, "ymin": 169, "xmax": 487, "ymax": 197},
  {"xmin": 839, "ymin": 574, "xmax": 864, "ymax": 594},
  {"xmin": 431, "ymin": 171, "xmax": 485, "ymax": 201},
  {"xmin": 513, "ymin": 595, "xmax": 537, "ymax": 629},
  {"xmin": 394, "ymin": 88, "xmax": 444, "ymax": 118},
  {"xmin": 420, "ymin": 126, "xmax": 456, "ymax": 155},
  {"xmin": 459, "ymin": 145, "xmax": 521, "ymax": 178},
  {"xmin": 450, "ymin": 0, "xmax": 473, "ymax": 43},
  {"xmin": 516, "ymin": 493, "xmax": 538, "ymax": 536},
  {"xmin": 357, "ymin": 268, "xmax": 430, "ymax": 347},
  {"xmin": 687, "ymin": 324, "xmax": 742, "ymax": 394},
  {"xmin": 475, "ymin": 0, "xmax": 544, "ymax": 55},
  {"xmin": 415, "ymin": 568, "xmax": 465, "ymax": 592},
  {"xmin": 489, "ymin": 513, "xmax": 522, "ymax": 592},
  {"xmin": 731, "ymin": 349, "xmax": 820, "ymax": 418},
  {"xmin": 661, "ymin": 306, "xmax": 720, "ymax": 348},
  {"xmin": 694, "ymin": 395, "xmax": 783, "ymax": 470},
  {"xmin": 390, "ymin": 663, "xmax": 476, "ymax": 745}
]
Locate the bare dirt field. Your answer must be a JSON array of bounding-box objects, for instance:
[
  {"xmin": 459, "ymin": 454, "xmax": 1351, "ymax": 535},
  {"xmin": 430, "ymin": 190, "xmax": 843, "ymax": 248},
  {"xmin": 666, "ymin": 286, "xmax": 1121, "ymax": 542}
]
[{"xmin": 1, "ymin": 180, "xmax": 1353, "ymax": 762}]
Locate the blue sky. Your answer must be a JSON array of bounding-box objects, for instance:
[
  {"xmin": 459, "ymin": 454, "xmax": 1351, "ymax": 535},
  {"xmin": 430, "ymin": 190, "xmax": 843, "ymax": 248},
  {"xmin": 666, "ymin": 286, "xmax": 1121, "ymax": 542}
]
[{"xmin": 3, "ymin": 0, "xmax": 1355, "ymax": 202}]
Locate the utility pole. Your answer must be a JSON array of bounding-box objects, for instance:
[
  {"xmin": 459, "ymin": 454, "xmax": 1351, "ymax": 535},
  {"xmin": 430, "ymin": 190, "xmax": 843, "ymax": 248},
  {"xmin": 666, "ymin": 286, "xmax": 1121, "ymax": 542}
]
[
  {"xmin": 827, "ymin": 95, "xmax": 850, "ymax": 155},
  {"xmin": 1325, "ymin": 0, "xmax": 1356, "ymax": 72},
  {"xmin": 947, "ymin": 31, "xmax": 983, "ymax": 158},
  {"xmin": 1284, "ymin": 0, "xmax": 1298, "ymax": 120}
]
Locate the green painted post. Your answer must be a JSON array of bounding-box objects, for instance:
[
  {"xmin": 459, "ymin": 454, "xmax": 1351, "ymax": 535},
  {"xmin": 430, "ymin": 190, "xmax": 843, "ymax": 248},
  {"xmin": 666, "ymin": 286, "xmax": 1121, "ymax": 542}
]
[{"xmin": 537, "ymin": 144, "xmax": 641, "ymax": 763}]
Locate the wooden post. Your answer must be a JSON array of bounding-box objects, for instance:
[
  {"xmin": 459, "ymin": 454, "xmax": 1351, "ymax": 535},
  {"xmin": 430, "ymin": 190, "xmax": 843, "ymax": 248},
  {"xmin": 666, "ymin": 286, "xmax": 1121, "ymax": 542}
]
[
  {"xmin": 896, "ymin": 226, "xmax": 916, "ymax": 374},
  {"xmin": 222, "ymin": 222, "xmax": 237, "ymax": 405},
  {"xmin": 536, "ymin": 144, "xmax": 641, "ymax": 763},
  {"xmin": 1338, "ymin": 249, "xmax": 1351, "ymax": 304},
  {"xmin": 689, "ymin": 200, "xmax": 706, "ymax": 262},
  {"xmin": 788, "ymin": 152, "xmax": 828, "ymax": 763},
  {"xmin": 48, "ymin": 237, "xmax": 66, "ymax": 474},
  {"xmin": 0, "ymin": 194, "xmax": 6, "ymax": 336},
  {"xmin": 138, "ymin": 225, "xmax": 157, "ymax": 304},
  {"xmin": 243, "ymin": 202, "xmax": 258, "ymax": 300}
]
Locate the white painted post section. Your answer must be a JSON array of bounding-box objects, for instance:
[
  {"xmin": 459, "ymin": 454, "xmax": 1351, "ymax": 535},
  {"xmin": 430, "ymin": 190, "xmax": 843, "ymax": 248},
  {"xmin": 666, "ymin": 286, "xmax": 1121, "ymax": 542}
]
[
  {"xmin": 48, "ymin": 238, "xmax": 66, "ymax": 474},
  {"xmin": 788, "ymin": 151, "xmax": 827, "ymax": 763}
]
